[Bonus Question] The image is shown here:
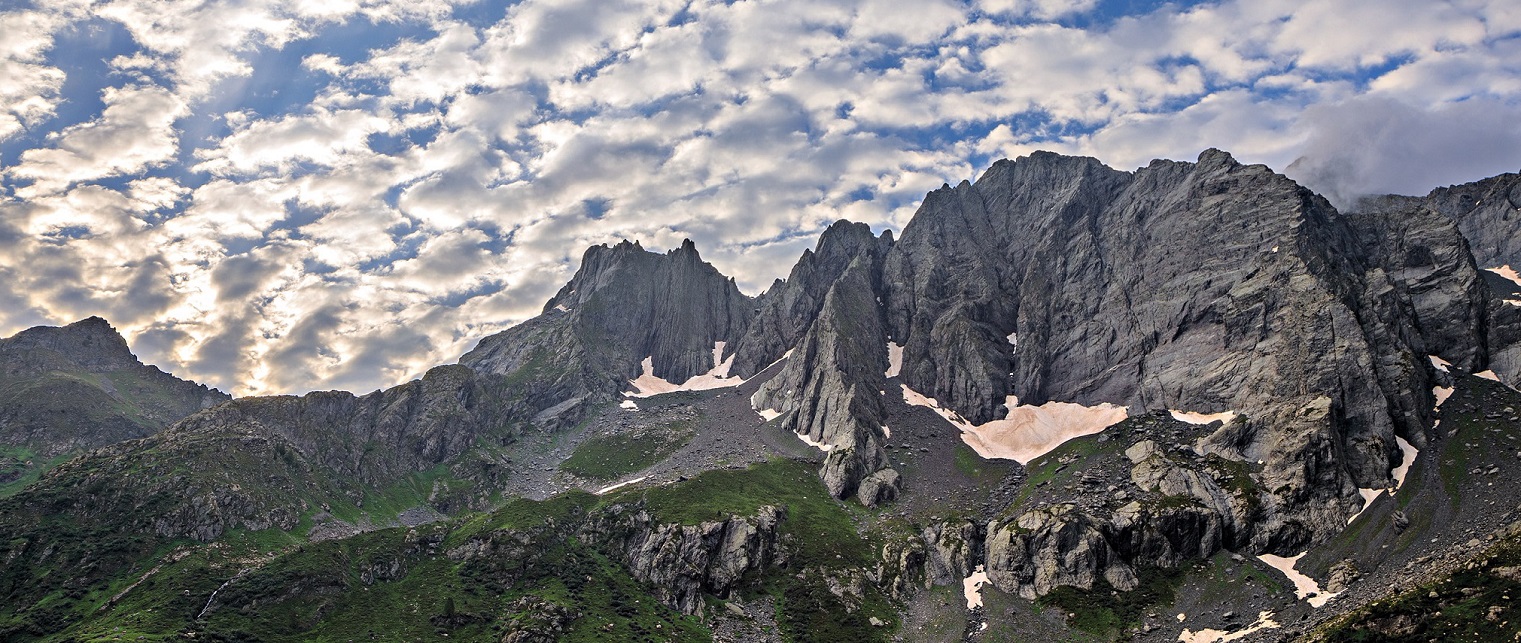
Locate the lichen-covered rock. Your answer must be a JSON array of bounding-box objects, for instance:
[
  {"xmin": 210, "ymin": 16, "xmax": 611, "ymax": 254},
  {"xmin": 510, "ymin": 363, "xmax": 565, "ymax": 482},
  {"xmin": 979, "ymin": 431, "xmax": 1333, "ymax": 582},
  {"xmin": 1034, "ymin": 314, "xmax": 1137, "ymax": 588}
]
[
  {"xmin": 919, "ymin": 520, "xmax": 982, "ymax": 587},
  {"xmin": 499, "ymin": 596, "xmax": 578, "ymax": 643},
  {"xmin": 984, "ymin": 504, "xmax": 1137, "ymax": 600}
]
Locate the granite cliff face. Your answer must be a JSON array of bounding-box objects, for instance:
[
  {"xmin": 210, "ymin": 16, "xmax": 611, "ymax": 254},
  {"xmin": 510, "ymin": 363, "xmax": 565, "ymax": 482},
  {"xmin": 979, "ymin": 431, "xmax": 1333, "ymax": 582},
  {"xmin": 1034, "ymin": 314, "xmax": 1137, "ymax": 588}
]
[
  {"xmin": 872, "ymin": 150, "xmax": 1447, "ymax": 549},
  {"xmin": 1351, "ymin": 181, "xmax": 1521, "ymax": 385},
  {"xmin": 728, "ymin": 221, "xmax": 894, "ymax": 379},
  {"xmin": 1412, "ymin": 172, "xmax": 1521, "ymax": 270},
  {"xmin": 744, "ymin": 221, "xmax": 901, "ymax": 504}
]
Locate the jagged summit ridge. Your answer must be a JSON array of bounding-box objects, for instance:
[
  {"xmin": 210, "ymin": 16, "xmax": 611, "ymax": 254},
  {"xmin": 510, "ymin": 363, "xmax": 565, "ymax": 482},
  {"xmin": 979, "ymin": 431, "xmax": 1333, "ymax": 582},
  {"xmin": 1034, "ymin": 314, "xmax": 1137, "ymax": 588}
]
[
  {"xmin": 3, "ymin": 316, "xmax": 141, "ymax": 373},
  {"xmin": 461, "ymin": 237, "xmax": 753, "ymax": 427}
]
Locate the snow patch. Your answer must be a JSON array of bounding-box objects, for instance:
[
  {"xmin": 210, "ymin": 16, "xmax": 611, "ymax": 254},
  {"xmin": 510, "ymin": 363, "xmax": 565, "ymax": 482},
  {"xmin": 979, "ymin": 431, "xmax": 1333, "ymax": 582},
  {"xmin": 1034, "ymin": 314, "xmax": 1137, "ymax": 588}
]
[
  {"xmin": 750, "ymin": 350, "xmax": 795, "ymax": 422},
  {"xmin": 619, "ymin": 399, "xmax": 639, "ymax": 411},
  {"xmin": 1392, "ymin": 436, "xmax": 1418, "ymax": 490},
  {"xmin": 882, "ymin": 424, "xmax": 891, "ymax": 439},
  {"xmin": 962, "ymin": 565, "xmax": 988, "ymax": 610},
  {"xmin": 886, "ymin": 342, "xmax": 903, "ymax": 378},
  {"xmin": 554, "ymin": 304, "xmax": 569, "ymax": 312},
  {"xmin": 1178, "ymin": 611, "xmax": 1280, "ymax": 643},
  {"xmin": 710, "ymin": 341, "xmax": 732, "ymax": 378},
  {"xmin": 596, "ymin": 476, "xmax": 648, "ymax": 495},
  {"xmin": 903, "ymin": 386, "xmax": 1127, "ymax": 464},
  {"xmin": 1257, "ymin": 553, "xmax": 1336, "ymax": 607},
  {"xmin": 1006, "ymin": 332, "xmax": 1018, "ymax": 353},
  {"xmin": 1429, "ymin": 355, "xmax": 1451, "ymax": 373},
  {"xmin": 1476, "ymin": 370, "xmax": 1501, "ymax": 382},
  {"xmin": 1488, "ymin": 265, "xmax": 1521, "ymax": 288},
  {"xmin": 626, "ymin": 343, "xmax": 742, "ymax": 397},
  {"xmin": 795, "ymin": 431, "xmax": 835, "ymax": 453},
  {"xmin": 1434, "ymin": 386, "xmax": 1454, "ymax": 409},
  {"xmin": 1170, "ymin": 409, "xmax": 1238, "ymax": 425}
]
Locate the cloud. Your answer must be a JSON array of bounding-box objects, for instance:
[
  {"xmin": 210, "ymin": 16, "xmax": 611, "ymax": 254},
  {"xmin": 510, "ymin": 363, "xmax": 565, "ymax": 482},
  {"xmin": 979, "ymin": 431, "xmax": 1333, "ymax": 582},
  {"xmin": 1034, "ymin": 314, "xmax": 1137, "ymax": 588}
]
[
  {"xmin": 0, "ymin": 9, "xmax": 69, "ymax": 140},
  {"xmin": 195, "ymin": 107, "xmax": 392, "ymax": 175},
  {"xmin": 976, "ymin": 0, "xmax": 1098, "ymax": 21},
  {"xmin": 9, "ymin": 85, "xmax": 188, "ymax": 196},
  {"xmin": 1285, "ymin": 96, "xmax": 1521, "ymax": 208}
]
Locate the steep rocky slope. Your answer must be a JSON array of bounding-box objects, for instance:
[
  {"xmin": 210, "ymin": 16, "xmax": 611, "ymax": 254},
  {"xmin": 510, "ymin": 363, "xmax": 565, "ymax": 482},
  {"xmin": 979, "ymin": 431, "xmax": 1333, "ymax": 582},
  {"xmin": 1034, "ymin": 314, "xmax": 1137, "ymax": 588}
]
[
  {"xmin": 0, "ymin": 317, "xmax": 227, "ymax": 490},
  {"xmin": 461, "ymin": 239, "xmax": 753, "ymax": 428}
]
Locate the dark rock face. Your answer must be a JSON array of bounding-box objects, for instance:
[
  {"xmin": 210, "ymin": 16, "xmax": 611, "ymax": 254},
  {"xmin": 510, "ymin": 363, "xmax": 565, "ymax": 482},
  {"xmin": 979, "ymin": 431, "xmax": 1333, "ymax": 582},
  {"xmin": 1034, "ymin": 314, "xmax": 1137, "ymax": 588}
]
[
  {"xmin": 729, "ymin": 220, "xmax": 893, "ymax": 379},
  {"xmin": 1352, "ymin": 181, "xmax": 1521, "ymax": 386},
  {"xmin": 1415, "ymin": 172, "xmax": 1521, "ymax": 270},
  {"xmin": 882, "ymin": 152, "xmax": 1130, "ymax": 425},
  {"xmin": 0, "ymin": 317, "xmax": 228, "ymax": 457},
  {"xmin": 750, "ymin": 236, "xmax": 899, "ymax": 504},
  {"xmin": 461, "ymin": 240, "xmax": 753, "ymax": 426},
  {"xmin": 1346, "ymin": 196, "xmax": 1490, "ymax": 371}
]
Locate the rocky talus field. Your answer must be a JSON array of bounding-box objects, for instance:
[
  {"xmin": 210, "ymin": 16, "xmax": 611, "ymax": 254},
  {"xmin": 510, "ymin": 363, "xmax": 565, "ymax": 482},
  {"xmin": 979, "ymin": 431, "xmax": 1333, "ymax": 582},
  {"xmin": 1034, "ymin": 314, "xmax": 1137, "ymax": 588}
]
[{"xmin": 3, "ymin": 150, "xmax": 1521, "ymax": 642}]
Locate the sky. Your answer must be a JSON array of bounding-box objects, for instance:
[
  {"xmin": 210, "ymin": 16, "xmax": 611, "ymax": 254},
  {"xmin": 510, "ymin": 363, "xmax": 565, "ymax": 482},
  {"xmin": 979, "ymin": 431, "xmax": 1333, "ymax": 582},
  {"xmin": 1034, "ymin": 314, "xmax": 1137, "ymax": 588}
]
[{"xmin": 1, "ymin": 0, "xmax": 1519, "ymax": 396}]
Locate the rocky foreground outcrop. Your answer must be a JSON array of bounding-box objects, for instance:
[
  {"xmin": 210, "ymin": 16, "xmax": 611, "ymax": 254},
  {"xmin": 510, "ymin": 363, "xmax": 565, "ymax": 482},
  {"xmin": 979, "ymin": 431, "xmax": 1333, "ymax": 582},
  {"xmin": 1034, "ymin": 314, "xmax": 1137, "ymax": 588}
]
[
  {"xmin": 584, "ymin": 504, "xmax": 785, "ymax": 614},
  {"xmin": 447, "ymin": 501, "xmax": 785, "ymax": 616}
]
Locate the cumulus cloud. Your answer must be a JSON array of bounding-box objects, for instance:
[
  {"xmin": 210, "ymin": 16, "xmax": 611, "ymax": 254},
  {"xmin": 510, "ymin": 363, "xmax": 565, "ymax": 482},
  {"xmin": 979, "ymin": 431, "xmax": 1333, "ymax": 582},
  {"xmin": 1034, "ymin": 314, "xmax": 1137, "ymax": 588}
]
[
  {"xmin": 0, "ymin": 9, "xmax": 70, "ymax": 140},
  {"xmin": 2, "ymin": 0, "xmax": 1519, "ymax": 396},
  {"xmin": 9, "ymin": 85, "xmax": 188, "ymax": 196}
]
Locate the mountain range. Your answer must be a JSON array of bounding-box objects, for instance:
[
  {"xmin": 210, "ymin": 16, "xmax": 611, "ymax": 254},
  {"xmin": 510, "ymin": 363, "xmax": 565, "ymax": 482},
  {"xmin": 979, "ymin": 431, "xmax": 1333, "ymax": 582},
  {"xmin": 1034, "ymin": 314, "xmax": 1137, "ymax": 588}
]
[{"xmin": 2, "ymin": 149, "xmax": 1520, "ymax": 642}]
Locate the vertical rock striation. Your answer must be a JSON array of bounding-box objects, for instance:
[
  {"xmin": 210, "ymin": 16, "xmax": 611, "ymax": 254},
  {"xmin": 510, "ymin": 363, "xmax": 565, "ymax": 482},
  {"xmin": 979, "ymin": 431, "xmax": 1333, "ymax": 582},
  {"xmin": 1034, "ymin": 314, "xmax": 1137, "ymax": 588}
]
[{"xmin": 461, "ymin": 239, "xmax": 753, "ymax": 427}]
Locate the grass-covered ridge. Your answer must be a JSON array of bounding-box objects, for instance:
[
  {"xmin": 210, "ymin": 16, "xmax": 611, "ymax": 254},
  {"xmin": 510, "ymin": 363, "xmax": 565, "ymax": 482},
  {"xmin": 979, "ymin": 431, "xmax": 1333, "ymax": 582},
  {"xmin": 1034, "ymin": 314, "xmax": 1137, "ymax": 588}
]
[
  {"xmin": 561, "ymin": 418, "xmax": 696, "ymax": 481},
  {"xmin": 1313, "ymin": 524, "xmax": 1521, "ymax": 642},
  {"xmin": 0, "ymin": 457, "xmax": 902, "ymax": 642}
]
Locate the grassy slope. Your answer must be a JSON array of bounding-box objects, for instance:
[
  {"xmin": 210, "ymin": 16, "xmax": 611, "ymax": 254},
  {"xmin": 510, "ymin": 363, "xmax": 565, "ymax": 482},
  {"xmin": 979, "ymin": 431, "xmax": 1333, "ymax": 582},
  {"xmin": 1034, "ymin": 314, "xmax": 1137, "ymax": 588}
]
[{"xmin": 2, "ymin": 458, "xmax": 899, "ymax": 642}]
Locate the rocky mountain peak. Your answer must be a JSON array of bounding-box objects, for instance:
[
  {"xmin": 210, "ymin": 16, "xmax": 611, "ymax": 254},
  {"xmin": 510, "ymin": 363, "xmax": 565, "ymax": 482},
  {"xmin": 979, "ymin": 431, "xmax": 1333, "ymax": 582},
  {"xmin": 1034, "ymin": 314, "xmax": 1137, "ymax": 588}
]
[
  {"xmin": 1, "ymin": 317, "xmax": 229, "ymax": 463},
  {"xmin": 726, "ymin": 219, "xmax": 892, "ymax": 379},
  {"xmin": 3, "ymin": 316, "xmax": 138, "ymax": 372},
  {"xmin": 464, "ymin": 236, "xmax": 754, "ymax": 426}
]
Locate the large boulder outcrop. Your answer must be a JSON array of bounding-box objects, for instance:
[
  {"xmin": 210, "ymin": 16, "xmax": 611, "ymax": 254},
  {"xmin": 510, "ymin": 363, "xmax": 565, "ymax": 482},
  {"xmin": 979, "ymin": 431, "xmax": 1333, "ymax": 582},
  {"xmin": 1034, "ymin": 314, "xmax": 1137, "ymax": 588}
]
[{"xmin": 584, "ymin": 504, "xmax": 784, "ymax": 615}]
